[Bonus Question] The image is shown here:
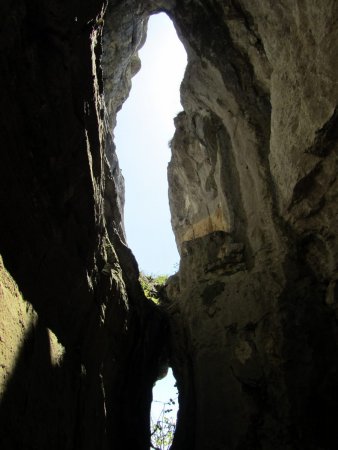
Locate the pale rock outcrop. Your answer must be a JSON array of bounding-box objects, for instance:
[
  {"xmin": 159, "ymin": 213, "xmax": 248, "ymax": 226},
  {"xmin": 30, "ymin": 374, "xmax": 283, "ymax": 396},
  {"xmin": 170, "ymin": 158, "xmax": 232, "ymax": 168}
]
[{"xmin": 165, "ymin": 2, "xmax": 338, "ymax": 449}]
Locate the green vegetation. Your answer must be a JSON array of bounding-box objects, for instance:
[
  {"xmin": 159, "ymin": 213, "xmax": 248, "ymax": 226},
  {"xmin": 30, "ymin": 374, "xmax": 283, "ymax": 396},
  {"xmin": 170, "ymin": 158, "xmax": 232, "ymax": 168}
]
[
  {"xmin": 151, "ymin": 398, "xmax": 177, "ymax": 450},
  {"xmin": 139, "ymin": 272, "xmax": 168, "ymax": 304}
]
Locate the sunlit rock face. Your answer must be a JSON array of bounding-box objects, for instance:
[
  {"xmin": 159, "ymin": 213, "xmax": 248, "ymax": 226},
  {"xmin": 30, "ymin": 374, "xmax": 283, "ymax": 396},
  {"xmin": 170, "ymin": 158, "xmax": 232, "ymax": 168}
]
[
  {"xmin": 0, "ymin": 256, "xmax": 76, "ymax": 449},
  {"xmin": 1, "ymin": 0, "xmax": 338, "ymax": 449},
  {"xmin": 166, "ymin": 2, "xmax": 338, "ymax": 450}
]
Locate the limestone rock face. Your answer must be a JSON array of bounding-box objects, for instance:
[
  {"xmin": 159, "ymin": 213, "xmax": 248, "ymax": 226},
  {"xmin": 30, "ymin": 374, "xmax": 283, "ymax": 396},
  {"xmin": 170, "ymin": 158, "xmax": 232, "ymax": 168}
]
[
  {"xmin": 0, "ymin": 1, "xmax": 167, "ymax": 449},
  {"xmin": 1, "ymin": 0, "xmax": 338, "ymax": 450},
  {"xmin": 165, "ymin": 1, "xmax": 338, "ymax": 449},
  {"xmin": 0, "ymin": 256, "xmax": 75, "ymax": 450}
]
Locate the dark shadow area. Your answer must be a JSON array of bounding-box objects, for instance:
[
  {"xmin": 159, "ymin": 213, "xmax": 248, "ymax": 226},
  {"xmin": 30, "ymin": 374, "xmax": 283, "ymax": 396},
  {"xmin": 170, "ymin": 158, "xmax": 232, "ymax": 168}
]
[
  {"xmin": 170, "ymin": 361, "xmax": 196, "ymax": 450},
  {"xmin": 0, "ymin": 319, "xmax": 80, "ymax": 450},
  {"xmin": 279, "ymin": 254, "xmax": 338, "ymax": 449}
]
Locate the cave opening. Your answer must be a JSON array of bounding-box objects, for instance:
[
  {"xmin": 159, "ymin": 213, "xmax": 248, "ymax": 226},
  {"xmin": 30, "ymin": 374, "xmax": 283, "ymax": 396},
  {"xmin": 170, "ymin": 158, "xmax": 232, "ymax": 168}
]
[
  {"xmin": 114, "ymin": 12, "xmax": 186, "ymax": 276},
  {"xmin": 113, "ymin": 11, "xmax": 186, "ymax": 447},
  {"xmin": 151, "ymin": 368, "xmax": 178, "ymax": 449}
]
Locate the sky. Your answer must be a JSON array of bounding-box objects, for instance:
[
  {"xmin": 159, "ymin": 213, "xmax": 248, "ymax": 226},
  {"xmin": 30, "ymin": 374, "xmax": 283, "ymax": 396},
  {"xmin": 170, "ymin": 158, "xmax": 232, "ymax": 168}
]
[
  {"xmin": 114, "ymin": 12, "xmax": 187, "ymax": 276},
  {"xmin": 151, "ymin": 368, "xmax": 178, "ymax": 426},
  {"xmin": 114, "ymin": 13, "xmax": 186, "ymax": 427}
]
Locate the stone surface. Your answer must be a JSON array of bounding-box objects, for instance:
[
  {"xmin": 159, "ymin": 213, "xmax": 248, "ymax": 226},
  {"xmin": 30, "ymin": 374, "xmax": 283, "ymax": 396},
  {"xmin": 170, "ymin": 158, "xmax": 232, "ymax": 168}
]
[
  {"xmin": 0, "ymin": 0, "xmax": 338, "ymax": 449},
  {"xmin": 165, "ymin": 1, "xmax": 338, "ymax": 449},
  {"xmin": 0, "ymin": 1, "xmax": 167, "ymax": 449},
  {"xmin": 0, "ymin": 256, "xmax": 77, "ymax": 450}
]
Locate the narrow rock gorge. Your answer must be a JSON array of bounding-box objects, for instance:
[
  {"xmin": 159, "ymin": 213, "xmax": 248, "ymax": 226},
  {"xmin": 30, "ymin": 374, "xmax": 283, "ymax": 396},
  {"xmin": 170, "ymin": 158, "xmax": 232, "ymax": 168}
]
[{"xmin": 1, "ymin": 1, "xmax": 338, "ymax": 450}]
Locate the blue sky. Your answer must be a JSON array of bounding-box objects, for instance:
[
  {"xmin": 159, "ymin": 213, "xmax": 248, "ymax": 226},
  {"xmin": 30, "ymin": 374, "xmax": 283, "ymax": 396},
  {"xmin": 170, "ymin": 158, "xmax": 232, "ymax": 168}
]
[{"xmin": 114, "ymin": 12, "xmax": 187, "ymax": 276}]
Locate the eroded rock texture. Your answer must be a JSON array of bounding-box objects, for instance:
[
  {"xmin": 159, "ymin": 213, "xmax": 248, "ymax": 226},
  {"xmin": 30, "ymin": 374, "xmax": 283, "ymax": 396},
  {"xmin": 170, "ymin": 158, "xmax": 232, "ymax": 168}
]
[
  {"xmin": 1, "ymin": 0, "xmax": 338, "ymax": 450},
  {"xmin": 0, "ymin": 1, "xmax": 167, "ymax": 449},
  {"xmin": 166, "ymin": 2, "xmax": 338, "ymax": 450}
]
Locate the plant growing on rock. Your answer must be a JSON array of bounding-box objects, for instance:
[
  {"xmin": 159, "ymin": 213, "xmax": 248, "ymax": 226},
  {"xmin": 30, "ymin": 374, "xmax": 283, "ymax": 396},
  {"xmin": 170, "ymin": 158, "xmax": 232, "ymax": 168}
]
[
  {"xmin": 139, "ymin": 272, "xmax": 168, "ymax": 304},
  {"xmin": 151, "ymin": 397, "xmax": 177, "ymax": 450}
]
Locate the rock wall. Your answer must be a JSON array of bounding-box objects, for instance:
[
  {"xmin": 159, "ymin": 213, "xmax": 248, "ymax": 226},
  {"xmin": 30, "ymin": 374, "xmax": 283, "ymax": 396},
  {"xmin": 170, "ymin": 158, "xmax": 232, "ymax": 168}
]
[
  {"xmin": 165, "ymin": 1, "xmax": 338, "ymax": 449},
  {"xmin": 0, "ymin": 0, "xmax": 338, "ymax": 450},
  {"xmin": 0, "ymin": 1, "xmax": 167, "ymax": 449}
]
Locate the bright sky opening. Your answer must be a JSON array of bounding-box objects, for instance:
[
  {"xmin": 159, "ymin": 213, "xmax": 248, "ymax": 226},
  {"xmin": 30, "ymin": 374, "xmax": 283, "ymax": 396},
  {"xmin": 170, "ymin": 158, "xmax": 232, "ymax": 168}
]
[{"xmin": 114, "ymin": 12, "xmax": 187, "ymax": 276}]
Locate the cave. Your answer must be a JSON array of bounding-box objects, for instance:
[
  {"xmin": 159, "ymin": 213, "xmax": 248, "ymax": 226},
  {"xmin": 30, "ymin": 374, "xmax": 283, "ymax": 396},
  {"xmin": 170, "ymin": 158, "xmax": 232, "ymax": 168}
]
[{"xmin": 1, "ymin": 1, "xmax": 338, "ymax": 450}]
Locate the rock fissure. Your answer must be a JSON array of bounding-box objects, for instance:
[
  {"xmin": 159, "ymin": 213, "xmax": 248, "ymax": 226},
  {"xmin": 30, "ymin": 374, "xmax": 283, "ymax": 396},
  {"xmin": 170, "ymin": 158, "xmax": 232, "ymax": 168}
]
[{"xmin": 1, "ymin": 1, "xmax": 338, "ymax": 449}]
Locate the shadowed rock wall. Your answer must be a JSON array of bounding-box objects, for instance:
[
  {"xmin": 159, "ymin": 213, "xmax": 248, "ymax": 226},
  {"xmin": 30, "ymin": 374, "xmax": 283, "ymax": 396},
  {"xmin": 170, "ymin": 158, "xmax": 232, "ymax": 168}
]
[{"xmin": 0, "ymin": 1, "xmax": 167, "ymax": 449}]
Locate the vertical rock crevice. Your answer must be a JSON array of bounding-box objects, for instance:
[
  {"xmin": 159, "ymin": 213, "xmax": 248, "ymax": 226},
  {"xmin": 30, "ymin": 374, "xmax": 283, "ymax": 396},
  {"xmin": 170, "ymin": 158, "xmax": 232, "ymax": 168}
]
[{"xmin": 1, "ymin": 1, "xmax": 338, "ymax": 449}]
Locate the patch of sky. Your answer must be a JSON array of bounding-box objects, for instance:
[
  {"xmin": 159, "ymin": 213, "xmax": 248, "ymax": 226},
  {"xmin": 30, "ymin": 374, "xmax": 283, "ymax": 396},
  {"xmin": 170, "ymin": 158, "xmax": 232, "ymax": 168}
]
[{"xmin": 114, "ymin": 12, "xmax": 187, "ymax": 276}]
